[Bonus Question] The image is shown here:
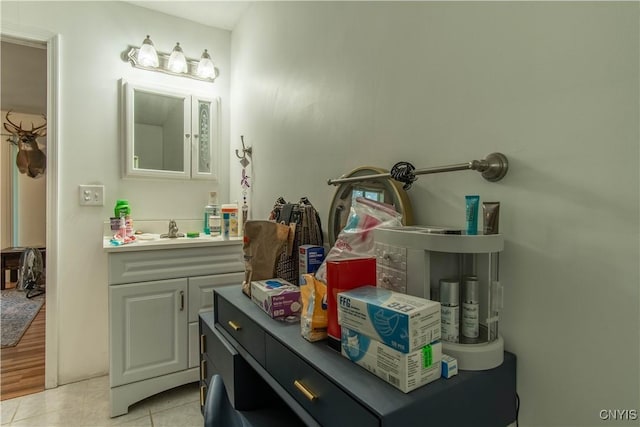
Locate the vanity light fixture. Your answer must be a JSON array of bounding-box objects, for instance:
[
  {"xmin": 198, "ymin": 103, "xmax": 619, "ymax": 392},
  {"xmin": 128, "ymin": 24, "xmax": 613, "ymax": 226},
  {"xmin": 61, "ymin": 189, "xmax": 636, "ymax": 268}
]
[{"xmin": 122, "ymin": 36, "xmax": 218, "ymax": 83}]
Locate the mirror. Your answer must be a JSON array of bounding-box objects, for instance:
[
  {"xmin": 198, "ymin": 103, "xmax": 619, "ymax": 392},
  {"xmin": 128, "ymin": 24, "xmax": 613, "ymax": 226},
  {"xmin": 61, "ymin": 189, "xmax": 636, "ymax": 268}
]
[
  {"xmin": 133, "ymin": 90, "xmax": 186, "ymax": 172},
  {"xmin": 121, "ymin": 79, "xmax": 219, "ymax": 180}
]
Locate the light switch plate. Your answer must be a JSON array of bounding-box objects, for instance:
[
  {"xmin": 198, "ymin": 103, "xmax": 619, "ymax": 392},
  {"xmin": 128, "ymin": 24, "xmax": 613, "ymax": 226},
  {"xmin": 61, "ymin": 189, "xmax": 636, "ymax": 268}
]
[{"xmin": 79, "ymin": 184, "xmax": 105, "ymax": 206}]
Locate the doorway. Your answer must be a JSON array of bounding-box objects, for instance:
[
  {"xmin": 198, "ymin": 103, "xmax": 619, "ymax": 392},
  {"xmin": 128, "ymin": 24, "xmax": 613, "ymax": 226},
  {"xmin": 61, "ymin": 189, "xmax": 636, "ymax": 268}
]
[
  {"xmin": 0, "ymin": 37, "xmax": 48, "ymax": 400},
  {"xmin": 1, "ymin": 27, "xmax": 61, "ymax": 398}
]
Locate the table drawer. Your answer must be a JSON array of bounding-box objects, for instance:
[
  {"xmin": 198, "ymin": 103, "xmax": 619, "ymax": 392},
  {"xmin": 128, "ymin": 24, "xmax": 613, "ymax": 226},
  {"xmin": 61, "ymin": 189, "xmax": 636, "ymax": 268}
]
[
  {"xmin": 265, "ymin": 334, "xmax": 378, "ymax": 427},
  {"xmin": 214, "ymin": 294, "xmax": 266, "ymax": 366}
]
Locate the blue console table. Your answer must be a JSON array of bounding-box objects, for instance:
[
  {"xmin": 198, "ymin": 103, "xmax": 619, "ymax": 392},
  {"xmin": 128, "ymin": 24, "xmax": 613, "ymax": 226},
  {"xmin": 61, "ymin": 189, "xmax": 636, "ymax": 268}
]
[{"xmin": 199, "ymin": 285, "xmax": 517, "ymax": 426}]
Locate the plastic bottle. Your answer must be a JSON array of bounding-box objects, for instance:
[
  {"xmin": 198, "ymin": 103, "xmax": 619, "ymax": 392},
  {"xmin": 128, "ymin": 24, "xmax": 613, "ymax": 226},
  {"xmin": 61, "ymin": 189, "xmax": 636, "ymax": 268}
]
[
  {"xmin": 114, "ymin": 199, "xmax": 130, "ymax": 218},
  {"xmin": 114, "ymin": 199, "xmax": 133, "ymax": 237},
  {"xmin": 440, "ymin": 279, "xmax": 460, "ymax": 343},
  {"xmin": 209, "ymin": 205, "xmax": 221, "ymax": 237},
  {"xmin": 203, "ymin": 192, "xmax": 218, "ymax": 234},
  {"xmin": 462, "ymin": 276, "xmax": 480, "ymax": 340},
  {"xmin": 221, "ymin": 210, "xmax": 230, "ymax": 240},
  {"xmin": 118, "ymin": 216, "xmax": 127, "ymax": 239},
  {"xmin": 221, "ymin": 204, "xmax": 238, "ymax": 238},
  {"xmin": 203, "ymin": 205, "xmax": 215, "ymax": 234}
]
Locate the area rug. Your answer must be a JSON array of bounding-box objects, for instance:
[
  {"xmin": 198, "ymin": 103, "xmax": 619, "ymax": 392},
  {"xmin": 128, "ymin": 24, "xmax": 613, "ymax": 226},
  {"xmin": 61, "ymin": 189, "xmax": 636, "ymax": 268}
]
[{"xmin": 1, "ymin": 289, "xmax": 45, "ymax": 348}]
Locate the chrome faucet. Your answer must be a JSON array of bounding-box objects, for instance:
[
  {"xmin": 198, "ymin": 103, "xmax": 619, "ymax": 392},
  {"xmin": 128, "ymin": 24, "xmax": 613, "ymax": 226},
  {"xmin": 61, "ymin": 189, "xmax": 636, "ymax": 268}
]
[{"xmin": 160, "ymin": 219, "xmax": 184, "ymax": 238}]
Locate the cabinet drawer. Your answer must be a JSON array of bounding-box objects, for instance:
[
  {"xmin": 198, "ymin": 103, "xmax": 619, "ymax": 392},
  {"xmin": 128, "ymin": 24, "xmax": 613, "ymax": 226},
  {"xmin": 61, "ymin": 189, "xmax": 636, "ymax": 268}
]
[
  {"xmin": 108, "ymin": 244, "xmax": 243, "ymax": 285},
  {"xmin": 265, "ymin": 334, "xmax": 378, "ymax": 427},
  {"xmin": 215, "ymin": 294, "xmax": 266, "ymax": 366},
  {"xmin": 199, "ymin": 315, "xmax": 271, "ymax": 410},
  {"xmin": 189, "ymin": 272, "xmax": 244, "ymax": 322}
]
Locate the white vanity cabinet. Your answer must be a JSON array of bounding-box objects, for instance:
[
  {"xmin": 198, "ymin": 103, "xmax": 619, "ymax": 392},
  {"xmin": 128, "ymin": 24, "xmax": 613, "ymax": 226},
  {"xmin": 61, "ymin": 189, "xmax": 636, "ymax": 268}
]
[{"xmin": 106, "ymin": 240, "xmax": 243, "ymax": 417}]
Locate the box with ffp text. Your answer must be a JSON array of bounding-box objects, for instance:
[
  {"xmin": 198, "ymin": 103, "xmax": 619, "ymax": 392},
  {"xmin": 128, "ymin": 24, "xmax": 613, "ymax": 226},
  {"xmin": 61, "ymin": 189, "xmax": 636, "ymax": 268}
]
[
  {"xmin": 342, "ymin": 327, "xmax": 442, "ymax": 393},
  {"xmin": 337, "ymin": 286, "xmax": 441, "ymax": 353}
]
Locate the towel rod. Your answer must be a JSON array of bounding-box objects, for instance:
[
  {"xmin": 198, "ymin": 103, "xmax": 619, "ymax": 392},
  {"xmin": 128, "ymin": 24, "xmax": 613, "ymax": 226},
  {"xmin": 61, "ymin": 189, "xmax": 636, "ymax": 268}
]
[{"xmin": 327, "ymin": 152, "xmax": 508, "ymax": 188}]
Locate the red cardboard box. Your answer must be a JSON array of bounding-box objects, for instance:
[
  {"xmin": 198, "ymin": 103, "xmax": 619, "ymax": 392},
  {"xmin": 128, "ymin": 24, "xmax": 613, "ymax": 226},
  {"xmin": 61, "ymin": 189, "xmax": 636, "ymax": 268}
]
[{"xmin": 326, "ymin": 257, "xmax": 376, "ymax": 350}]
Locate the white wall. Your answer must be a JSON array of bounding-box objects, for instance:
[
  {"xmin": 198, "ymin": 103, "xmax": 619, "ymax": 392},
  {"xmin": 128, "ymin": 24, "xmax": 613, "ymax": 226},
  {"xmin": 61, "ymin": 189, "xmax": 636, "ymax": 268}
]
[
  {"xmin": 230, "ymin": 2, "xmax": 639, "ymax": 426},
  {"xmin": 1, "ymin": 1, "xmax": 232, "ymax": 384}
]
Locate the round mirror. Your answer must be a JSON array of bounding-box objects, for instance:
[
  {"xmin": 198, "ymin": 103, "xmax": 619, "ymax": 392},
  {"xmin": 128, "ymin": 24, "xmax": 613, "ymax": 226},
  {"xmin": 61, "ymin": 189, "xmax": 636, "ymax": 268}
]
[{"xmin": 327, "ymin": 166, "xmax": 414, "ymax": 246}]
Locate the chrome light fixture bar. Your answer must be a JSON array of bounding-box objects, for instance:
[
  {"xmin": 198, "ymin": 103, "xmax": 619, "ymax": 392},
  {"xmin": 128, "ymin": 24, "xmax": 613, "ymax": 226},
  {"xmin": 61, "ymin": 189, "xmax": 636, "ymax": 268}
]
[{"xmin": 122, "ymin": 37, "xmax": 218, "ymax": 83}]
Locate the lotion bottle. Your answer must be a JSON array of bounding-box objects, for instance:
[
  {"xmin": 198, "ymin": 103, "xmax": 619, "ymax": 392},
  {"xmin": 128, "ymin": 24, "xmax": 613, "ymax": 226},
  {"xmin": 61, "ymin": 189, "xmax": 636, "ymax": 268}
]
[
  {"xmin": 440, "ymin": 279, "xmax": 460, "ymax": 343},
  {"xmin": 462, "ymin": 276, "xmax": 480, "ymax": 340}
]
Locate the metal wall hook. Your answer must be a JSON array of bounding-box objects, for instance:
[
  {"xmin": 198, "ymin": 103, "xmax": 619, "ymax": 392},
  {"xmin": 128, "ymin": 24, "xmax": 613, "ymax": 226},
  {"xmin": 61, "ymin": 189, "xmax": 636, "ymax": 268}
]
[{"xmin": 235, "ymin": 135, "xmax": 252, "ymax": 160}]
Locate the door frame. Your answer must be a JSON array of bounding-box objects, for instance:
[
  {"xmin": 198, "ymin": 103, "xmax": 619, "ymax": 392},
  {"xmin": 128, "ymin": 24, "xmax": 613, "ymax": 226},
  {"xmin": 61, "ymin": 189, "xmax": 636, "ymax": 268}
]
[{"xmin": 1, "ymin": 23, "xmax": 60, "ymax": 389}]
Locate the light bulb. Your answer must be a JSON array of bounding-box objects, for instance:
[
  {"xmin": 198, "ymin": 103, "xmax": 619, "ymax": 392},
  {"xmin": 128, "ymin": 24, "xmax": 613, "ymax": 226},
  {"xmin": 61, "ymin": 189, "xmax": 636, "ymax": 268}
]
[
  {"xmin": 167, "ymin": 42, "xmax": 187, "ymax": 73},
  {"xmin": 196, "ymin": 49, "xmax": 216, "ymax": 79},
  {"xmin": 137, "ymin": 35, "xmax": 159, "ymax": 68}
]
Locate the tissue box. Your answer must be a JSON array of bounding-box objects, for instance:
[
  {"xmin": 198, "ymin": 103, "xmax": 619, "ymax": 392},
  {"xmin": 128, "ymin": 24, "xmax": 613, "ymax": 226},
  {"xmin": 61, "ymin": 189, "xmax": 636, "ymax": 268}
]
[
  {"xmin": 299, "ymin": 245, "xmax": 325, "ymax": 283},
  {"xmin": 250, "ymin": 279, "xmax": 301, "ymax": 318},
  {"xmin": 337, "ymin": 286, "xmax": 441, "ymax": 353},
  {"xmin": 342, "ymin": 327, "xmax": 442, "ymax": 393}
]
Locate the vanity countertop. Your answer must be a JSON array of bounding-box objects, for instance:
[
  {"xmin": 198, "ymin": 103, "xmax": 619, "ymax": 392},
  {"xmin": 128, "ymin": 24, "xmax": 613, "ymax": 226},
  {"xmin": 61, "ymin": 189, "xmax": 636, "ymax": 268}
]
[{"xmin": 103, "ymin": 234, "xmax": 242, "ymax": 252}]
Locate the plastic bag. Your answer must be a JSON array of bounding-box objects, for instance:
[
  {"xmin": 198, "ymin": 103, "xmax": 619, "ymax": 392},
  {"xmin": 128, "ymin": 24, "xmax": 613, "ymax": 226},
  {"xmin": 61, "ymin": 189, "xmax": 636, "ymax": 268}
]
[
  {"xmin": 315, "ymin": 197, "xmax": 402, "ymax": 283},
  {"xmin": 300, "ymin": 273, "xmax": 328, "ymax": 342}
]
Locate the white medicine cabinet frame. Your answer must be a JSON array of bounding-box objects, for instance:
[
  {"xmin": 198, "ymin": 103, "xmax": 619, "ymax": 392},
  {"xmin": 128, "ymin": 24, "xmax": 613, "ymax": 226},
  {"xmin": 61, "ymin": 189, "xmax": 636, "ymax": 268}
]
[{"xmin": 120, "ymin": 78, "xmax": 220, "ymax": 180}]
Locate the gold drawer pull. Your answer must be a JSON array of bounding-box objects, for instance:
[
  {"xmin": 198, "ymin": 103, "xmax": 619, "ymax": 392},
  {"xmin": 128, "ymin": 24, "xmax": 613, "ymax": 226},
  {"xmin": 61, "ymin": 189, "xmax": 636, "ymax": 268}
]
[
  {"xmin": 200, "ymin": 359, "xmax": 207, "ymax": 380},
  {"xmin": 200, "ymin": 385, "xmax": 207, "ymax": 406},
  {"xmin": 228, "ymin": 320, "xmax": 242, "ymax": 331},
  {"xmin": 294, "ymin": 380, "xmax": 317, "ymax": 402},
  {"xmin": 200, "ymin": 334, "xmax": 206, "ymax": 354}
]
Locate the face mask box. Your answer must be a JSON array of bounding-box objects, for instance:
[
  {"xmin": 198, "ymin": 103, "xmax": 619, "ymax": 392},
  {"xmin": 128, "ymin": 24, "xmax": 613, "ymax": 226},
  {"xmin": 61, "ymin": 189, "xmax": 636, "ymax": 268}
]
[
  {"xmin": 337, "ymin": 286, "xmax": 441, "ymax": 353},
  {"xmin": 342, "ymin": 327, "xmax": 442, "ymax": 393},
  {"xmin": 251, "ymin": 279, "xmax": 301, "ymax": 318}
]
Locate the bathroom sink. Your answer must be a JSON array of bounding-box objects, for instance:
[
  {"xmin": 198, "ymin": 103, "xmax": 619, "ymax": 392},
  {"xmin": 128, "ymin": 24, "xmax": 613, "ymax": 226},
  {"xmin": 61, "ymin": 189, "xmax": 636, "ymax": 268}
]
[
  {"xmin": 102, "ymin": 219, "xmax": 242, "ymax": 252},
  {"xmin": 103, "ymin": 233, "xmax": 242, "ymax": 252}
]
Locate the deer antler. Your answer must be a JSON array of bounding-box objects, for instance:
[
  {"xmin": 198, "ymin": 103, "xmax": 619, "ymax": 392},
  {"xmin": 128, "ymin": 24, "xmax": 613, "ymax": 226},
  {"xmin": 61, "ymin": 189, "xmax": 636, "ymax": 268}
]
[
  {"xmin": 30, "ymin": 115, "xmax": 47, "ymax": 137},
  {"xmin": 4, "ymin": 110, "xmax": 23, "ymax": 133},
  {"xmin": 4, "ymin": 110, "xmax": 47, "ymax": 137}
]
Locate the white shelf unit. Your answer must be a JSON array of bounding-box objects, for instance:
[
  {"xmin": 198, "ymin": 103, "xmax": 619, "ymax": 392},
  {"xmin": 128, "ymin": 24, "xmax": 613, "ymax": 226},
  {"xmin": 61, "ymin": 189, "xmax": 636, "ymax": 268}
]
[{"xmin": 373, "ymin": 226, "xmax": 504, "ymax": 370}]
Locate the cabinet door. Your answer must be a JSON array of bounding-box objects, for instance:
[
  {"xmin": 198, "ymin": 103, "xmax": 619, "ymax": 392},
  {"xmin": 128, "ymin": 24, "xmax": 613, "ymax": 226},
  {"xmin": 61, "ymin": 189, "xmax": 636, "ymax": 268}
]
[
  {"xmin": 188, "ymin": 272, "xmax": 244, "ymax": 323},
  {"xmin": 191, "ymin": 96, "xmax": 219, "ymax": 180},
  {"xmin": 110, "ymin": 278, "xmax": 188, "ymax": 387},
  {"xmin": 122, "ymin": 79, "xmax": 191, "ymax": 179}
]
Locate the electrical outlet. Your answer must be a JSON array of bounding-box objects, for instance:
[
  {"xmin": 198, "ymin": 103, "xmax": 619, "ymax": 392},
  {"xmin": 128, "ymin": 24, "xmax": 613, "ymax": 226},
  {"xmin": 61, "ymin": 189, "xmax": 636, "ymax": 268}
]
[{"xmin": 79, "ymin": 184, "xmax": 105, "ymax": 206}]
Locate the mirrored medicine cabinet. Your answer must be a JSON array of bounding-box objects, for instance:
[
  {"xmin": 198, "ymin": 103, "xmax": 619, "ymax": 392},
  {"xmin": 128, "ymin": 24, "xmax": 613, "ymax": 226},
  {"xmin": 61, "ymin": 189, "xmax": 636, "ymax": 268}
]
[{"xmin": 120, "ymin": 79, "xmax": 219, "ymax": 180}]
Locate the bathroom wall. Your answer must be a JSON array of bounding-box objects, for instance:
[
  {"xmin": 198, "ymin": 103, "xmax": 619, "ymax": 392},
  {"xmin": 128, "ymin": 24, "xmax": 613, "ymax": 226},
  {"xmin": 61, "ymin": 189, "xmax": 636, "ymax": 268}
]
[
  {"xmin": 230, "ymin": 2, "xmax": 639, "ymax": 426},
  {"xmin": 1, "ymin": 1, "xmax": 232, "ymax": 383}
]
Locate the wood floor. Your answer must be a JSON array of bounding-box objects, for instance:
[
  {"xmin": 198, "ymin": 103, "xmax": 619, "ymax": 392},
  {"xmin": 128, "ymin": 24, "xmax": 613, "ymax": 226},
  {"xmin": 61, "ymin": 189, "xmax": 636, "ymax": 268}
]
[{"xmin": 0, "ymin": 283, "xmax": 46, "ymax": 401}]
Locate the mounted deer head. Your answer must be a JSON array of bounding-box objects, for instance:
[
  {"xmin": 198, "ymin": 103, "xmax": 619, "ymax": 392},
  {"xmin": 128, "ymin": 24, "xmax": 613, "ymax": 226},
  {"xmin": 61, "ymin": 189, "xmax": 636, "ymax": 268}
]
[{"xmin": 3, "ymin": 110, "xmax": 47, "ymax": 179}]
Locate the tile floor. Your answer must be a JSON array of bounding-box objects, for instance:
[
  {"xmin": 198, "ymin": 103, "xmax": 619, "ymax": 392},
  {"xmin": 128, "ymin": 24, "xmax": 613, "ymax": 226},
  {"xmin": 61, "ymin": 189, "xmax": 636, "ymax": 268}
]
[{"xmin": 0, "ymin": 376, "xmax": 202, "ymax": 427}]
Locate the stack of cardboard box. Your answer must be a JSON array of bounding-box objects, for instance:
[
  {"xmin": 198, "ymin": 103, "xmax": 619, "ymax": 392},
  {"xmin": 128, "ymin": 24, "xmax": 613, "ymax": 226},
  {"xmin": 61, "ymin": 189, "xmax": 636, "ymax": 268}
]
[{"xmin": 338, "ymin": 286, "xmax": 443, "ymax": 393}]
